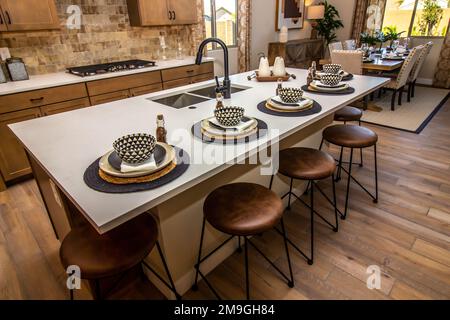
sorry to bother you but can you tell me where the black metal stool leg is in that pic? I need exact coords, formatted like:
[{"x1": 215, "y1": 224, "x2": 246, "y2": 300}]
[
  {"x1": 244, "y1": 237, "x2": 250, "y2": 300},
  {"x1": 343, "y1": 148, "x2": 354, "y2": 219},
  {"x1": 269, "y1": 174, "x2": 274, "y2": 190},
  {"x1": 308, "y1": 182, "x2": 314, "y2": 265},
  {"x1": 156, "y1": 241, "x2": 181, "y2": 300},
  {"x1": 192, "y1": 217, "x2": 206, "y2": 291},
  {"x1": 374, "y1": 144, "x2": 379, "y2": 204},
  {"x1": 287, "y1": 178, "x2": 293, "y2": 211},
  {"x1": 280, "y1": 218, "x2": 294, "y2": 287},
  {"x1": 319, "y1": 138, "x2": 324, "y2": 151},
  {"x1": 70, "y1": 289, "x2": 74, "y2": 300},
  {"x1": 237, "y1": 236, "x2": 242, "y2": 253},
  {"x1": 331, "y1": 173, "x2": 339, "y2": 231},
  {"x1": 336, "y1": 147, "x2": 344, "y2": 181}
]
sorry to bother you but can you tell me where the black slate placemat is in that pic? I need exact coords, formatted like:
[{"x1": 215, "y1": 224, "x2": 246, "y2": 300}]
[
  {"x1": 257, "y1": 100, "x2": 322, "y2": 117},
  {"x1": 301, "y1": 85, "x2": 355, "y2": 95}
]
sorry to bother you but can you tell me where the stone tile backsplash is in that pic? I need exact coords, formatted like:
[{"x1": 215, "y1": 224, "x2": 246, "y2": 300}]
[{"x1": 0, "y1": 0, "x2": 205, "y2": 75}]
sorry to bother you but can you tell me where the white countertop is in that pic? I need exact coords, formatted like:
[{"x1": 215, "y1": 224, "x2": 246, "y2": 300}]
[
  {"x1": 0, "y1": 57, "x2": 215, "y2": 96},
  {"x1": 9, "y1": 69, "x2": 389, "y2": 233}
]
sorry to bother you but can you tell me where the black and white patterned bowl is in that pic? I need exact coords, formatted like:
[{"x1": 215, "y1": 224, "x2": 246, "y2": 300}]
[
  {"x1": 323, "y1": 64, "x2": 343, "y2": 74},
  {"x1": 320, "y1": 73, "x2": 343, "y2": 87},
  {"x1": 214, "y1": 106, "x2": 245, "y2": 127},
  {"x1": 113, "y1": 133, "x2": 156, "y2": 164},
  {"x1": 278, "y1": 87, "x2": 303, "y2": 104}
]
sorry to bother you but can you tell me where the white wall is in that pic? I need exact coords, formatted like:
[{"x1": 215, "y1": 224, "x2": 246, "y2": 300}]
[
  {"x1": 208, "y1": 47, "x2": 239, "y2": 77},
  {"x1": 250, "y1": 0, "x2": 357, "y2": 69}
]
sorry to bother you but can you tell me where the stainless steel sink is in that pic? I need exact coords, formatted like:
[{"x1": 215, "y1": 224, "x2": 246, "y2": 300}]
[
  {"x1": 149, "y1": 84, "x2": 250, "y2": 109},
  {"x1": 151, "y1": 93, "x2": 210, "y2": 109},
  {"x1": 187, "y1": 85, "x2": 248, "y2": 99}
]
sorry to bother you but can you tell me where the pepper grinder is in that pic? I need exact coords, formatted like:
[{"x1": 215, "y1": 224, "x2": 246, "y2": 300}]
[
  {"x1": 156, "y1": 114, "x2": 167, "y2": 143},
  {"x1": 276, "y1": 79, "x2": 283, "y2": 96},
  {"x1": 215, "y1": 92, "x2": 224, "y2": 109},
  {"x1": 306, "y1": 68, "x2": 313, "y2": 87}
]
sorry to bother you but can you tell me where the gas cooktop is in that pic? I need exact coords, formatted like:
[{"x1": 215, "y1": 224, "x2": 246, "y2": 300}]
[{"x1": 67, "y1": 60, "x2": 156, "y2": 77}]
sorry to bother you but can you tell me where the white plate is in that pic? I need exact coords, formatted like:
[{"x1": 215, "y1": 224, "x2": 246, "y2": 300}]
[
  {"x1": 317, "y1": 71, "x2": 349, "y2": 77},
  {"x1": 268, "y1": 97, "x2": 313, "y2": 111},
  {"x1": 99, "y1": 142, "x2": 175, "y2": 178},
  {"x1": 201, "y1": 117, "x2": 258, "y2": 137},
  {"x1": 314, "y1": 81, "x2": 347, "y2": 88},
  {"x1": 310, "y1": 81, "x2": 349, "y2": 92}
]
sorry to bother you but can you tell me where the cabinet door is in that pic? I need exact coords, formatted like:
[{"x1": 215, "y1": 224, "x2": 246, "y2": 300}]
[
  {"x1": 129, "y1": 83, "x2": 163, "y2": 97},
  {"x1": 168, "y1": 0, "x2": 197, "y2": 24},
  {"x1": 129, "y1": 0, "x2": 171, "y2": 26},
  {"x1": 0, "y1": 8, "x2": 7, "y2": 31},
  {"x1": 0, "y1": 108, "x2": 41, "y2": 182},
  {"x1": 0, "y1": 0, "x2": 59, "y2": 31}
]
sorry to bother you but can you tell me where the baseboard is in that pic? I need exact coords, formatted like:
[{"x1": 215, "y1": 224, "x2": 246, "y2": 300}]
[{"x1": 416, "y1": 78, "x2": 433, "y2": 86}]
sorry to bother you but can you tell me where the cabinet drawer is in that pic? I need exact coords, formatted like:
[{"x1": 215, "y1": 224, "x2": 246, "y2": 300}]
[
  {"x1": 0, "y1": 108, "x2": 42, "y2": 182},
  {"x1": 90, "y1": 90, "x2": 130, "y2": 106},
  {"x1": 191, "y1": 73, "x2": 214, "y2": 84},
  {"x1": 130, "y1": 83, "x2": 163, "y2": 97},
  {"x1": 0, "y1": 83, "x2": 88, "y2": 114},
  {"x1": 40, "y1": 98, "x2": 91, "y2": 116},
  {"x1": 87, "y1": 71, "x2": 162, "y2": 96},
  {"x1": 162, "y1": 78, "x2": 192, "y2": 90},
  {"x1": 161, "y1": 62, "x2": 214, "y2": 82}
]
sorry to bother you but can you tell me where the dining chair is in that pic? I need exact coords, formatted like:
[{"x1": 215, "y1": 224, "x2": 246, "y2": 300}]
[
  {"x1": 343, "y1": 39, "x2": 357, "y2": 50},
  {"x1": 328, "y1": 42, "x2": 343, "y2": 56},
  {"x1": 330, "y1": 50, "x2": 363, "y2": 75},
  {"x1": 382, "y1": 45, "x2": 424, "y2": 111},
  {"x1": 407, "y1": 41, "x2": 433, "y2": 102}
]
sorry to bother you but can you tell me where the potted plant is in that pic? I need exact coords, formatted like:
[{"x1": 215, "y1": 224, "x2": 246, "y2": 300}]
[
  {"x1": 312, "y1": 1, "x2": 344, "y2": 47},
  {"x1": 382, "y1": 26, "x2": 405, "y2": 51}
]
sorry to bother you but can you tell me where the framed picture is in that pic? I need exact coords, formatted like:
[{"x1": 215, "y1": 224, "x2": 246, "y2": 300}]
[{"x1": 275, "y1": 0, "x2": 306, "y2": 31}]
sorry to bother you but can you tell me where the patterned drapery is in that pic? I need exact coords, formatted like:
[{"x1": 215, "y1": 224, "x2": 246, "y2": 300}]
[
  {"x1": 351, "y1": 0, "x2": 386, "y2": 45},
  {"x1": 237, "y1": 0, "x2": 252, "y2": 72},
  {"x1": 433, "y1": 20, "x2": 450, "y2": 89}
]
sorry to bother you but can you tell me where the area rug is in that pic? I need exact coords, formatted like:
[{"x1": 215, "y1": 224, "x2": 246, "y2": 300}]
[{"x1": 360, "y1": 86, "x2": 449, "y2": 133}]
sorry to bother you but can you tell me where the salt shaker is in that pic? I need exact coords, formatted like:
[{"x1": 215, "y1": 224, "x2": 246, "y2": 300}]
[
  {"x1": 306, "y1": 68, "x2": 313, "y2": 86},
  {"x1": 276, "y1": 79, "x2": 283, "y2": 96}
]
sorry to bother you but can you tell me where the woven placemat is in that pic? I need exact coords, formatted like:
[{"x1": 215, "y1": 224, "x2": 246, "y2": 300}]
[
  {"x1": 301, "y1": 85, "x2": 355, "y2": 95},
  {"x1": 99, "y1": 161, "x2": 177, "y2": 185},
  {"x1": 84, "y1": 146, "x2": 189, "y2": 193},
  {"x1": 192, "y1": 118, "x2": 268, "y2": 144},
  {"x1": 257, "y1": 100, "x2": 322, "y2": 117}
]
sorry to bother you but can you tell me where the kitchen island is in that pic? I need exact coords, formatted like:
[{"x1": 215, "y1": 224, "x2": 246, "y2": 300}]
[{"x1": 9, "y1": 67, "x2": 389, "y2": 297}]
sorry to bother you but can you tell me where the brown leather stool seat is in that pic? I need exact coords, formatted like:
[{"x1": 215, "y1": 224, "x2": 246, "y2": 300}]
[
  {"x1": 194, "y1": 183, "x2": 294, "y2": 300},
  {"x1": 279, "y1": 148, "x2": 336, "y2": 181},
  {"x1": 334, "y1": 106, "x2": 363, "y2": 122},
  {"x1": 204, "y1": 183, "x2": 283, "y2": 236},
  {"x1": 60, "y1": 213, "x2": 158, "y2": 279},
  {"x1": 323, "y1": 124, "x2": 378, "y2": 148}
]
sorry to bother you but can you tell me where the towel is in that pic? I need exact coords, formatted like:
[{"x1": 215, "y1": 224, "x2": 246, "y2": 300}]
[
  {"x1": 209, "y1": 117, "x2": 255, "y2": 132},
  {"x1": 120, "y1": 155, "x2": 157, "y2": 173}
]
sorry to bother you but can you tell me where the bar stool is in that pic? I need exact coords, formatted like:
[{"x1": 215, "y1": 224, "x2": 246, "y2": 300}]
[
  {"x1": 192, "y1": 183, "x2": 294, "y2": 300},
  {"x1": 320, "y1": 124, "x2": 379, "y2": 219},
  {"x1": 60, "y1": 213, "x2": 180, "y2": 300},
  {"x1": 269, "y1": 147, "x2": 340, "y2": 265},
  {"x1": 334, "y1": 106, "x2": 364, "y2": 175}
]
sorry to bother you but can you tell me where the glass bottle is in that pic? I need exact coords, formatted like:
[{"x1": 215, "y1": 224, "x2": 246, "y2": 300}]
[
  {"x1": 276, "y1": 79, "x2": 283, "y2": 96},
  {"x1": 156, "y1": 114, "x2": 167, "y2": 143},
  {"x1": 306, "y1": 68, "x2": 313, "y2": 86},
  {"x1": 215, "y1": 92, "x2": 224, "y2": 109}
]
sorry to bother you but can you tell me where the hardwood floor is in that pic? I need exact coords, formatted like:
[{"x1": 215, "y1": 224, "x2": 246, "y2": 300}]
[{"x1": 1, "y1": 99, "x2": 449, "y2": 300}]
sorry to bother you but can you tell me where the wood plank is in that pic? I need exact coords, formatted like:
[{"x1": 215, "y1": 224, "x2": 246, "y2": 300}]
[
  {"x1": 427, "y1": 208, "x2": 450, "y2": 224},
  {"x1": 412, "y1": 239, "x2": 450, "y2": 267}
]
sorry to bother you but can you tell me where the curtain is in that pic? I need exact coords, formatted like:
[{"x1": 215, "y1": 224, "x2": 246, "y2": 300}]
[
  {"x1": 237, "y1": 0, "x2": 252, "y2": 72},
  {"x1": 433, "y1": 20, "x2": 450, "y2": 89},
  {"x1": 351, "y1": 0, "x2": 369, "y2": 44},
  {"x1": 351, "y1": 0, "x2": 386, "y2": 44}
]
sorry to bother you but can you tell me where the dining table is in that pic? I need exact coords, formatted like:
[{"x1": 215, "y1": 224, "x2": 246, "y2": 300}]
[{"x1": 362, "y1": 57, "x2": 404, "y2": 72}]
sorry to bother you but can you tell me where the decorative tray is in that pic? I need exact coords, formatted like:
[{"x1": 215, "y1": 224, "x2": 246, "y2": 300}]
[{"x1": 248, "y1": 71, "x2": 297, "y2": 82}]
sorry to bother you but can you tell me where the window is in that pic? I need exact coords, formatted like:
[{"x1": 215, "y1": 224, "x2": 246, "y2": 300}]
[
  {"x1": 204, "y1": 0, "x2": 238, "y2": 49},
  {"x1": 382, "y1": 0, "x2": 450, "y2": 37}
]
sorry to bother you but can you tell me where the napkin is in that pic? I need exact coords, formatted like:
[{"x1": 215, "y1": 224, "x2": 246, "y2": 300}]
[
  {"x1": 270, "y1": 96, "x2": 312, "y2": 109},
  {"x1": 209, "y1": 117, "x2": 255, "y2": 132},
  {"x1": 120, "y1": 155, "x2": 157, "y2": 173}
]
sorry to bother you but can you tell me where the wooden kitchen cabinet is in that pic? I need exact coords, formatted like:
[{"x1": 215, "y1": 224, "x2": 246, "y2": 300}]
[
  {"x1": 89, "y1": 90, "x2": 131, "y2": 106},
  {"x1": 0, "y1": 108, "x2": 41, "y2": 182},
  {"x1": 127, "y1": 0, "x2": 197, "y2": 26},
  {"x1": 0, "y1": 0, "x2": 59, "y2": 31},
  {"x1": 162, "y1": 62, "x2": 214, "y2": 89}
]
